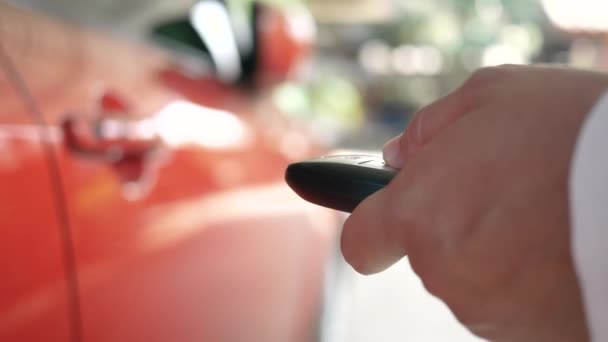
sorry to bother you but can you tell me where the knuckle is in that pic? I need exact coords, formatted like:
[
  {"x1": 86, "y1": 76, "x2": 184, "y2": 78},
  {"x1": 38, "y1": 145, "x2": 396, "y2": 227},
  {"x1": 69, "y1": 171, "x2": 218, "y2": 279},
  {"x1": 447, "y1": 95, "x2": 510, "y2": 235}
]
[
  {"x1": 463, "y1": 66, "x2": 507, "y2": 92},
  {"x1": 402, "y1": 104, "x2": 430, "y2": 147},
  {"x1": 403, "y1": 119, "x2": 419, "y2": 146},
  {"x1": 457, "y1": 66, "x2": 509, "y2": 110},
  {"x1": 399, "y1": 126, "x2": 414, "y2": 149},
  {"x1": 495, "y1": 63, "x2": 520, "y2": 70},
  {"x1": 407, "y1": 108, "x2": 428, "y2": 145}
]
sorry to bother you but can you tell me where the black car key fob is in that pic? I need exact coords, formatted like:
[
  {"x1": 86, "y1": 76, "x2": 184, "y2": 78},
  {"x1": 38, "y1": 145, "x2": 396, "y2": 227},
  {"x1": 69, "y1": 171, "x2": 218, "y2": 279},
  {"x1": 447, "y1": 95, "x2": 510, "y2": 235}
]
[{"x1": 285, "y1": 154, "x2": 398, "y2": 213}]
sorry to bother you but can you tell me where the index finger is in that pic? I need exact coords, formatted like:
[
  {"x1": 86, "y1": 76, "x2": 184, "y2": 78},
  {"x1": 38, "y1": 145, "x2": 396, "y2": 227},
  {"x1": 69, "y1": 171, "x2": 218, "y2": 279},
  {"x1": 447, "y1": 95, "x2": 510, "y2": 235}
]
[
  {"x1": 384, "y1": 67, "x2": 505, "y2": 168},
  {"x1": 383, "y1": 88, "x2": 472, "y2": 168}
]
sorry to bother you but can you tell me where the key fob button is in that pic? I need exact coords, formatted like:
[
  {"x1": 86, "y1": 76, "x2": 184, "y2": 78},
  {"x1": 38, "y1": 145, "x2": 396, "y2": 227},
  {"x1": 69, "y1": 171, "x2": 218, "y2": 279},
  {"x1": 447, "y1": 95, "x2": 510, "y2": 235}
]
[{"x1": 358, "y1": 159, "x2": 383, "y2": 166}]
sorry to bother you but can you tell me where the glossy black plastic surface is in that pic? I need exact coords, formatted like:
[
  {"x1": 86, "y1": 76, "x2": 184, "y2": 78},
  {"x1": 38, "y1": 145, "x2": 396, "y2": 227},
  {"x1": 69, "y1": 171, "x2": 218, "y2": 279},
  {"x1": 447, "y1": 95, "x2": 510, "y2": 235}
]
[{"x1": 285, "y1": 155, "x2": 397, "y2": 212}]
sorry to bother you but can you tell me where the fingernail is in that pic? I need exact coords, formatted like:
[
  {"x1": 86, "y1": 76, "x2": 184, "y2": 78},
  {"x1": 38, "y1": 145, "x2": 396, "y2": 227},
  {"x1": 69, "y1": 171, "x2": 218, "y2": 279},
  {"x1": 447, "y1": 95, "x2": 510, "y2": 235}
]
[{"x1": 383, "y1": 133, "x2": 405, "y2": 168}]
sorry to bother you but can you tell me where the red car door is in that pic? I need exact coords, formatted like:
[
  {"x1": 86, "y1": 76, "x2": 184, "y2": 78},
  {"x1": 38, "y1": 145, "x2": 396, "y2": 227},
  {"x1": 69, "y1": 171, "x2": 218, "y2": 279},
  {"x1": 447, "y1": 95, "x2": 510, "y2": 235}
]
[
  {"x1": 0, "y1": 25, "x2": 74, "y2": 342},
  {"x1": 3, "y1": 3, "x2": 339, "y2": 342}
]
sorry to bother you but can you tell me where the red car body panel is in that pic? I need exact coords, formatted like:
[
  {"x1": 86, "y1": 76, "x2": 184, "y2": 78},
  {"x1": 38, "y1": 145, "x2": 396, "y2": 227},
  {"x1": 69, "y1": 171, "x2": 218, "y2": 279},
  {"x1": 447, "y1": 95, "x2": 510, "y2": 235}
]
[
  {"x1": 0, "y1": 50, "x2": 72, "y2": 341},
  {"x1": 0, "y1": 3, "x2": 338, "y2": 341}
]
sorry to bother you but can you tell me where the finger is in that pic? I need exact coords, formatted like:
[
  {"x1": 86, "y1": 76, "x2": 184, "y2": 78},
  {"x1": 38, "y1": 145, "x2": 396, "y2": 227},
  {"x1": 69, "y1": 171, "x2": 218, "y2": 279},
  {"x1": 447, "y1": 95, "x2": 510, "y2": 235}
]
[
  {"x1": 341, "y1": 185, "x2": 408, "y2": 275},
  {"x1": 383, "y1": 86, "x2": 473, "y2": 168}
]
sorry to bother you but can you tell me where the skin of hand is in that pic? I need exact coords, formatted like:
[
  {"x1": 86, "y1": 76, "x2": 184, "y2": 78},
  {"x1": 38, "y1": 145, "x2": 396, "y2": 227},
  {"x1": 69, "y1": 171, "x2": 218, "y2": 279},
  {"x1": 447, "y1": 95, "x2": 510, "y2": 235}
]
[{"x1": 341, "y1": 65, "x2": 608, "y2": 341}]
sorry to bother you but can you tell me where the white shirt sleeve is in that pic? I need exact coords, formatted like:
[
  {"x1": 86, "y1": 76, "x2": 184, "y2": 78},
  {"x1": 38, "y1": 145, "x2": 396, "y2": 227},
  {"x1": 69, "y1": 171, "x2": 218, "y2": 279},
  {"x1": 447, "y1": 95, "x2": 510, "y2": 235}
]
[{"x1": 570, "y1": 91, "x2": 608, "y2": 342}]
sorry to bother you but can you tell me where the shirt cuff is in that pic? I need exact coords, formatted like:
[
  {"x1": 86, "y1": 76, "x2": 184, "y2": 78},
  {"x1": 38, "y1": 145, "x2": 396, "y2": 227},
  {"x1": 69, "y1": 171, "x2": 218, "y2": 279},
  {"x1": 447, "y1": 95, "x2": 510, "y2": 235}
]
[{"x1": 570, "y1": 91, "x2": 608, "y2": 342}]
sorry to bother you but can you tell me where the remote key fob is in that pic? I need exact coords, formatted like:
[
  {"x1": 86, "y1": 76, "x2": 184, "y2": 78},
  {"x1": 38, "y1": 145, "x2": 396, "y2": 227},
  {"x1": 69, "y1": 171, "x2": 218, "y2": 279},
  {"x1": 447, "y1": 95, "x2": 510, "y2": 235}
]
[{"x1": 285, "y1": 154, "x2": 398, "y2": 213}]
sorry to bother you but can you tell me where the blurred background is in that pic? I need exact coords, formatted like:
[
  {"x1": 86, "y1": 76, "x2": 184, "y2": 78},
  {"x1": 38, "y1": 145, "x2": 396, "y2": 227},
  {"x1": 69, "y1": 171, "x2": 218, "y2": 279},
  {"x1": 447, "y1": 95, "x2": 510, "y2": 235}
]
[
  {"x1": 12, "y1": 0, "x2": 608, "y2": 340},
  {"x1": 18, "y1": 0, "x2": 608, "y2": 150}
]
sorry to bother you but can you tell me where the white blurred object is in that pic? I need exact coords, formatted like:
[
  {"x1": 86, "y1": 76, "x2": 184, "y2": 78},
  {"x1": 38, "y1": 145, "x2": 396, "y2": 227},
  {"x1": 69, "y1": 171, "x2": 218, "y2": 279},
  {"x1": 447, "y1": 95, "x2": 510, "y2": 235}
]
[
  {"x1": 307, "y1": 0, "x2": 397, "y2": 23},
  {"x1": 570, "y1": 38, "x2": 603, "y2": 69},
  {"x1": 338, "y1": 259, "x2": 485, "y2": 342},
  {"x1": 482, "y1": 43, "x2": 526, "y2": 67},
  {"x1": 359, "y1": 40, "x2": 392, "y2": 75},
  {"x1": 392, "y1": 45, "x2": 443, "y2": 76},
  {"x1": 475, "y1": 0, "x2": 503, "y2": 23},
  {"x1": 571, "y1": 92, "x2": 608, "y2": 342},
  {"x1": 154, "y1": 100, "x2": 250, "y2": 149},
  {"x1": 542, "y1": 0, "x2": 608, "y2": 32},
  {"x1": 284, "y1": 5, "x2": 317, "y2": 45},
  {"x1": 190, "y1": 0, "x2": 242, "y2": 82},
  {"x1": 360, "y1": 42, "x2": 443, "y2": 76}
]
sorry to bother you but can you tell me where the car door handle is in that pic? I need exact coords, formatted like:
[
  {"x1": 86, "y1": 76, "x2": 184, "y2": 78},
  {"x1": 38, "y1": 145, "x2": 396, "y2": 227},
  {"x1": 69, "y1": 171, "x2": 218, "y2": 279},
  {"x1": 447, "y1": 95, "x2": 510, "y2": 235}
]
[
  {"x1": 62, "y1": 91, "x2": 160, "y2": 162},
  {"x1": 62, "y1": 116, "x2": 159, "y2": 161}
]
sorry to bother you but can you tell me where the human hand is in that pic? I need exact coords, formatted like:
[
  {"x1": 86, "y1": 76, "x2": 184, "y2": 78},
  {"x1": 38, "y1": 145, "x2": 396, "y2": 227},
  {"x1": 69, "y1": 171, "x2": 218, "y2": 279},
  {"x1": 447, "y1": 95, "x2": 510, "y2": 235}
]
[{"x1": 341, "y1": 65, "x2": 608, "y2": 341}]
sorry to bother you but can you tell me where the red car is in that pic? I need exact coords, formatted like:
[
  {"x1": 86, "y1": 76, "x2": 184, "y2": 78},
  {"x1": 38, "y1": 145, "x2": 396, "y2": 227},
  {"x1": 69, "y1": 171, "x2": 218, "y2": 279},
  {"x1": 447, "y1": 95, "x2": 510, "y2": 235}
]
[{"x1": 0, "y1": 2, "x2": 342, "y2": 341}]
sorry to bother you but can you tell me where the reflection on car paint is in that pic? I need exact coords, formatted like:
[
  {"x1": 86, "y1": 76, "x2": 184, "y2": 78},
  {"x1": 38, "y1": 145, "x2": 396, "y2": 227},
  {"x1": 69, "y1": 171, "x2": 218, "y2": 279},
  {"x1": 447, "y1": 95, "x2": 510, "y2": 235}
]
[
  {"x1": 139, "y1": 181, "x2": 337, "y2": 252},
  {"x1": 153, "y1": 100, "x2": 251, "y2": 149}
]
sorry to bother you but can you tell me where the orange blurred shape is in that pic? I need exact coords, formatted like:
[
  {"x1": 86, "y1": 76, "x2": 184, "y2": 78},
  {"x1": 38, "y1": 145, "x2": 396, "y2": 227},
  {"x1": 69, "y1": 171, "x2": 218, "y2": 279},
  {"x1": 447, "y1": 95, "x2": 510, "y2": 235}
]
[{"x1": 259, "y1": 6, "x2": 316, "y2": 81}]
